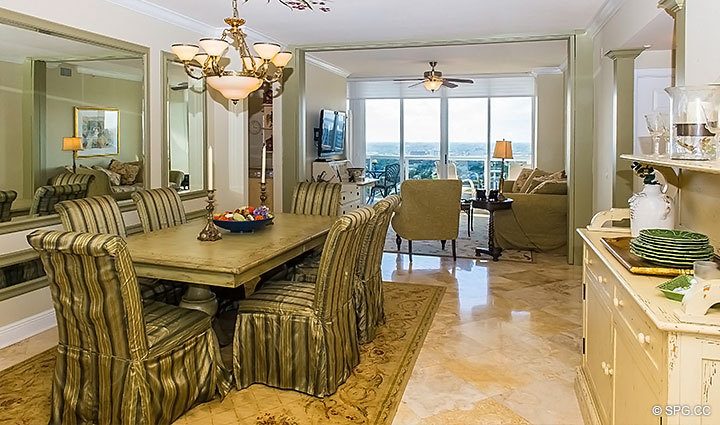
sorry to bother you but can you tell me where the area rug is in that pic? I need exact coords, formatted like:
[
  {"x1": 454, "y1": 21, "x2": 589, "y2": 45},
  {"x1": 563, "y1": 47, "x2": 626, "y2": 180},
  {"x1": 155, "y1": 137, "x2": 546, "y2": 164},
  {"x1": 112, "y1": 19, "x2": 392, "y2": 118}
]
[
  {"x1": 384, "y1": 212, "x2": 533, "y2": 263},
  {"x1": 0, "y1": 282, "x2": 445, "y2": 425}
]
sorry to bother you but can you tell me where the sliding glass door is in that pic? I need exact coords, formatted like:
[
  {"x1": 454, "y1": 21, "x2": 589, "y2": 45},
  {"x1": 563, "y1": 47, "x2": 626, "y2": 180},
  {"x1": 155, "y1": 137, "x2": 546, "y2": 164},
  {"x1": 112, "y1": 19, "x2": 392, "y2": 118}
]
[{"x1": 404, "y1": 99, "x2": 441, "y2": 180}]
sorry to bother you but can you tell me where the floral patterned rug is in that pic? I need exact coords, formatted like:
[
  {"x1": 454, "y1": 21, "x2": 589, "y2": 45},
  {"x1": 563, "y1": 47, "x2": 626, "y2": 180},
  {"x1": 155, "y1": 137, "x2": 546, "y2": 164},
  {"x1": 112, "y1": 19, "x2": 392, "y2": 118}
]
[{"x1": 0, "y1": 282, "x2": 445, "y2": 425}]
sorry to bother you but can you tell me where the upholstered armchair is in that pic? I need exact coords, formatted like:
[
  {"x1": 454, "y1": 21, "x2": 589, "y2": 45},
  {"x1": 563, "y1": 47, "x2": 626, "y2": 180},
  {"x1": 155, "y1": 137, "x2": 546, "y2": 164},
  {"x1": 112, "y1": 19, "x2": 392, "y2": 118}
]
[
  {"x1": 55, "y1": 195, "x2": 185, "y2": 305},
  {"x1": 290, "y1": 181, "x2": 341, "y2": 216},
  {"x1": 233, "y1": 208, "x2": 374, "y2": 397},
  {"x1": 132, "y1": 187, "x2": 187, "y2": 233},
  {"x1": 30, "y1": 183, "x2": 89, "y2": 216},
  {"x1": 169, "y1": 170, "x2": 185, "y2": 191},
  {"x1": 0, "y1": 190, "x2": 17, "y2": 222},
  {"x1": 391, "y1": 179, "x2": 461, "y2": 261},
  {"x1": 26, "y1": 229, "x2": 230, "y2": 425}
]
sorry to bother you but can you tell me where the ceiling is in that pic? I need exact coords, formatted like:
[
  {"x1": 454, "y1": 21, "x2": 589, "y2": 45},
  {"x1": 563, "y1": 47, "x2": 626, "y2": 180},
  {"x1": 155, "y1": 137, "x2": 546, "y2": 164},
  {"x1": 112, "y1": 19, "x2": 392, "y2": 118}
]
[
  {"x1": 141, "y1": 0, "x2": 608, "y2": 46},
  {"x1": 311, "y1": 41, "x2": 569, "y2": 78}
]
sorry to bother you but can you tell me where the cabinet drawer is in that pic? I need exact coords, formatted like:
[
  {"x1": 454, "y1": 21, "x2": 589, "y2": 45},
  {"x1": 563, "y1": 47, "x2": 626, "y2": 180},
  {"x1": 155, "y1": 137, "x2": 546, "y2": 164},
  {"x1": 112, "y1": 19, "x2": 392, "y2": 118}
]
[
  {"x1": 341, "y1": 190, "x2": 361, "y2": 203},
  {"x1": 584, "y1": 247, "x2": 613, "y2": 305},
  {"x1": 613, "y1": 284, "x2": 665, "y2": 375}
]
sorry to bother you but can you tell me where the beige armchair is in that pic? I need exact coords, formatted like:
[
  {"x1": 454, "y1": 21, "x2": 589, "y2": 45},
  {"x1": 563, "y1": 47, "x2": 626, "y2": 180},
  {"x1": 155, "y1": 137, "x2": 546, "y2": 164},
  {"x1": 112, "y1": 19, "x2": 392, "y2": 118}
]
[{"x1": 391, "y1": 179, "x2": 461, "y2": 261}]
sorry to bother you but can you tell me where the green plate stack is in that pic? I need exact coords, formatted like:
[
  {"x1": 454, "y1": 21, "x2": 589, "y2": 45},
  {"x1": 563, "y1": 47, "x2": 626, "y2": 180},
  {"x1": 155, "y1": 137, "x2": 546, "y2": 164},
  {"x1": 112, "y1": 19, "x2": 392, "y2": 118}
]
[{"x1": 630, "y1": 229, "x2": 714, "y2": 269}]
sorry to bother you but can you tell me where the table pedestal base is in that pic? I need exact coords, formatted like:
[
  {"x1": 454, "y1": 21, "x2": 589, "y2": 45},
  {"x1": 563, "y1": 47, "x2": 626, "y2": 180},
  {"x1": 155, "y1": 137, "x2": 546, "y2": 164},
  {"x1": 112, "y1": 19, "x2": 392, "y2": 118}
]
[
  {"x1": 180, "y1": 285, "x2": 231, "y2": 346},
  {"x1": 476, "y1": 246, "x2": 503, "y2": 262}
]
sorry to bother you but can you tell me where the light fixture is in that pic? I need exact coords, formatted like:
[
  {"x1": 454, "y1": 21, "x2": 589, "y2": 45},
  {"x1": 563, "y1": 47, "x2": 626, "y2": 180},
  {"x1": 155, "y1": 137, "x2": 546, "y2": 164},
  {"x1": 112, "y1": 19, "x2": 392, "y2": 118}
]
[
  {"x1": 62, "y1": 137, "x2": 83, "y2": 173},
  {"x1": 171, "y1": 0, "x2": 293, "y2": 104},
  {"x1": 493, "y1": 139, "x2": 514, "y2": 199},
  {"x1": 423, "y1": 78, "x2": 443, "y2": 92}
]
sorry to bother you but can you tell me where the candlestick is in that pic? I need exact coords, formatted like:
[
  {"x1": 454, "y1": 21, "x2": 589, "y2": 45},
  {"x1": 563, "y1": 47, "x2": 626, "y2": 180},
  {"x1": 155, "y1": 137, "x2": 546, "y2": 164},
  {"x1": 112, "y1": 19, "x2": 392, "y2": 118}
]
[
  {"x1": 259, "y1": 181, "x2": 267, "y2": 206},
  {"x1": 207, "y1": 146, "x2": 214, "y2": 190},
  {"x1": 197, "y1": 189, "x2": 222, "y2": 242},
  {"x1": 261, "y1": 142, "x2": 267, "y2": 184}
]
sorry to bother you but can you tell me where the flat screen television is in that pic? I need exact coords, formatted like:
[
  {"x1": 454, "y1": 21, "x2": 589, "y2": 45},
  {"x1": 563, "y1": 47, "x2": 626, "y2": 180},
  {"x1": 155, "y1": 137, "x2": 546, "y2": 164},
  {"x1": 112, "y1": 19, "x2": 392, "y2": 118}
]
[{"x1": 315, "y1": 109, "x2": 346, "y2": 160}]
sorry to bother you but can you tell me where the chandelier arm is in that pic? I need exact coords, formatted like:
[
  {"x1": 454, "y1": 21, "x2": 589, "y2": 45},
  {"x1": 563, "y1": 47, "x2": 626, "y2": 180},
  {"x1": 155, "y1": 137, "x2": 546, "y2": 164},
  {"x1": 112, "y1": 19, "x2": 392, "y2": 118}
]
[{"x1": 183, "y1": 63, "x2": 205, "y2": 80}]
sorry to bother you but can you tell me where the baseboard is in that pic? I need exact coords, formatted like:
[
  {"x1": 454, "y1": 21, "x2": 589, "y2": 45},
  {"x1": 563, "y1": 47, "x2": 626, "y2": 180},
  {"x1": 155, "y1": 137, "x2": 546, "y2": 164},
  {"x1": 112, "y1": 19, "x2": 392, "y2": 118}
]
[
  {"x1": 575, "y1": 366, "x2": 603, "y2": 425},
  {"x1": 0, "y1": 309, "x2": 56, "y2": 349}
]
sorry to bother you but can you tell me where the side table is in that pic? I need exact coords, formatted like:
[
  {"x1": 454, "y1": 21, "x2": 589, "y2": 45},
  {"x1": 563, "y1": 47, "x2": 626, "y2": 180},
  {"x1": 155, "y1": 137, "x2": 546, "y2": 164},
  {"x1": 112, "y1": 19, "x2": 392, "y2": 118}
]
[
  {"x1": 473, "y1": 198, "x2": 513, "y2": 261},
  {"x1": 460, "y1": 199, "x2": 474, "y2": 237}
]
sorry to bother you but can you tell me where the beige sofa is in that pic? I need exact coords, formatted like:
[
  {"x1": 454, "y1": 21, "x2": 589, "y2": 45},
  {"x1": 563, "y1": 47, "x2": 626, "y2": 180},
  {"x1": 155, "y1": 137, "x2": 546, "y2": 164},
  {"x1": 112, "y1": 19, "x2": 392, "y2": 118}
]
[
  {"x1": 50, "y1": 160, "x2": 144, "y2": 201},
  {"x1": 493, "y1": 180, "x2": 568, "y2": 253}
]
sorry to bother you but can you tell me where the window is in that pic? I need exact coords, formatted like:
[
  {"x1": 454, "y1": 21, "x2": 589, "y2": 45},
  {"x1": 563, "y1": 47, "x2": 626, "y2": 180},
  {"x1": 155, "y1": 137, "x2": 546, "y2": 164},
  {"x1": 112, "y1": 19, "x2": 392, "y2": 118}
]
[
  {"x1": 365, "y1": 99, "x2": 401, "y2": 175},
  {"x1": 449, "y1": 98, "x2": 489, "y2": 188},
  {"x1": 404, "y1": 99, "x2": 440, "y2": 180}
]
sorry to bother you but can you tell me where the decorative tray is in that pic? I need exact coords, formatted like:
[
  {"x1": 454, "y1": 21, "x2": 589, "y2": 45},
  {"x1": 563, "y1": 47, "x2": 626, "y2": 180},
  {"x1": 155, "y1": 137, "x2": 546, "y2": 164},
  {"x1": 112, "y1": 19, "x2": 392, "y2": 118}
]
[{"x1": 600, "y1": 237, "x2": 694, "y2": 277}]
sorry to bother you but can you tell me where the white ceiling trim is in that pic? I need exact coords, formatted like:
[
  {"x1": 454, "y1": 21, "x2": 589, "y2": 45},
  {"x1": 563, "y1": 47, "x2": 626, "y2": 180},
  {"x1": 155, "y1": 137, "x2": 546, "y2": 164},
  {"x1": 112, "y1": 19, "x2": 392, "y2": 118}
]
[
  {"x1": 531, "y1": 67, "x2": 564, "y2": 76},
  {"x1": 587, "y1": 0, "x2": 627, "y2": 38},
  {"x1": 305, "y1": 55, "x2": 351, "y2": 77},
  {"x1": 104, "y1": 0, "x2": 217, "y2": 35},
  {"x1": 348, "y1": 72, "x2": 534, "y2": 83}
]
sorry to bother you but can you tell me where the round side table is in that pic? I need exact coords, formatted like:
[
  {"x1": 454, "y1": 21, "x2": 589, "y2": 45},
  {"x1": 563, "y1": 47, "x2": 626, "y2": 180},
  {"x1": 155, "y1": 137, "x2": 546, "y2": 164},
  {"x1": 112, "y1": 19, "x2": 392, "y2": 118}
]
[{"x1": 473, "y1": 198, "x2": 513, "y2": 261}]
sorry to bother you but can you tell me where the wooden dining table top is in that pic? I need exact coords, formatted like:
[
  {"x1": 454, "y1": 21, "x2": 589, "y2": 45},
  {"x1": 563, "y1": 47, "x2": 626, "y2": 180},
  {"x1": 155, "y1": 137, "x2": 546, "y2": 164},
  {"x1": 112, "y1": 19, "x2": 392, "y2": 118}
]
[{"x1": 125, "y1": 213, "x2": 336, "y2": 289}]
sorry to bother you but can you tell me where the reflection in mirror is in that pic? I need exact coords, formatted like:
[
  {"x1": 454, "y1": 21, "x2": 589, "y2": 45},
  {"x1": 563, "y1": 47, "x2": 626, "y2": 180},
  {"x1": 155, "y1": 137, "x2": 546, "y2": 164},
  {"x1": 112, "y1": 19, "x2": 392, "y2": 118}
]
[
  {"x1": 0, "y1": 22, "x2": 145, "y2": 224},
  {"x1": 166, "y1": 58, "x2": 206, "y2": 193}
]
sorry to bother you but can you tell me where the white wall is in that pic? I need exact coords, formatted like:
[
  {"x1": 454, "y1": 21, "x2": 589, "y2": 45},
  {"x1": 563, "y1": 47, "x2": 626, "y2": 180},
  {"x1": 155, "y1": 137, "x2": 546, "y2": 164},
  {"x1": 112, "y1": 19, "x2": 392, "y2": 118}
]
[
  {"x1": 591, "y1": 0, "x2": 671, "y2": 213},
  {"x1": 304, "y1": 61, "x2": 348, "y2": 179},
  {"x1": 0, "y1": 0, "x2": 233, "y2": 345},
  {"x1": 535, "y1": 72, "x2": 565, "y2": 172}
]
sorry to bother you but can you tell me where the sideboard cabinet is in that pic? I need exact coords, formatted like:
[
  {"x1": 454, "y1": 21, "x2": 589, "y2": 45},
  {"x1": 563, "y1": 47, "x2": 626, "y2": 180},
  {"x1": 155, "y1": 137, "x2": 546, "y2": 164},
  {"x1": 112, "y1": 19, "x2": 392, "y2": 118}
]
[{"x1": 577, "y1": 229, "x2": 720, "y2": 425}]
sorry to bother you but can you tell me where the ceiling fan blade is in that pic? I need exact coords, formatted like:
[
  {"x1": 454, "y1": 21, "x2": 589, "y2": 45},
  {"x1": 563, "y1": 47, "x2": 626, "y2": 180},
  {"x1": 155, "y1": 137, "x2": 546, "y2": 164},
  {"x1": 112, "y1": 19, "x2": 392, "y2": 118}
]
[
  {"x1": 394, "y1": 78, "x2": 424, "y2": 82},
  {"x1": 408, "y1": 81, "x2": 425, "y2": 88},
  {"x1": 442, "y1": 81, "x2": 458, "y2": 89},
  {"x1": 445, "y1": 78, "x2": 474, "y2": 84}
]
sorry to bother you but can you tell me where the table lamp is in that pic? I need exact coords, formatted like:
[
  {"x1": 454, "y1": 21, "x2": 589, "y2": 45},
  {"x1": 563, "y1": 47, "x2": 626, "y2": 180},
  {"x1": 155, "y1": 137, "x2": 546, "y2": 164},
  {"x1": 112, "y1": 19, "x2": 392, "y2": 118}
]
[
  {"x1": 62, "y1": 137, "x2": 83, "y2": 173},
  {"x1": 493, "y1": 139, "x2": 513, "y2": 199}
]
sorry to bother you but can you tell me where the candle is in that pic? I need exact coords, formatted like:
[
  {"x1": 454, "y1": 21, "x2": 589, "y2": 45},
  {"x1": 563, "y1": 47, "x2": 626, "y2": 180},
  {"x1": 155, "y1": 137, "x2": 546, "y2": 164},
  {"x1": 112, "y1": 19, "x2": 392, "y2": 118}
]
[
  {"x1": 207, "y1": 146, "x2": 214, "y2": 190},
  {"x1": 261, "y1": 143, "x2": 267, "y2": 184}
]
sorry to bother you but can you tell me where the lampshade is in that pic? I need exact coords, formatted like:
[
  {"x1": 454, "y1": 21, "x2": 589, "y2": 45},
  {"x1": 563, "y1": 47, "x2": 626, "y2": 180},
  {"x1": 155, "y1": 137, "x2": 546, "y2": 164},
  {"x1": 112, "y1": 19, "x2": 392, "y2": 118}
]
[
  {"x1": 423, "y1": 79, "x2": 443, "y2": 92},
  {"x1": 253, "y1": 43, "x2": 282, "y2": 60},
  {"x1": 271, "y1": 51, "x2": 293, "y2": 68},
  {"x1": 199, "y1": 38, "x2": 229, "y2": 57},
  {"x1": 493, "y1": 139, "x2": 514, "y2": 159},
  {"x1": 206, "y1": 73, "x2": 263, "y2": 102},
  {"x1": 171, "y1": 44, "x2": 199, "y2": 61},
  {"x1": 62, "y1": 137, "x2": 82, "y2": 151}
]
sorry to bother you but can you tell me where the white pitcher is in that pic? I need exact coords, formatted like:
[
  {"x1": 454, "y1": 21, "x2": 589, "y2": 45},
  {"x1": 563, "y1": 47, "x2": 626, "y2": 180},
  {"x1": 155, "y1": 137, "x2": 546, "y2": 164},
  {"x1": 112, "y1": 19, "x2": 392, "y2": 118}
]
[{"x1": 628, "y1": 184, "x2": 675, "y2": 237}]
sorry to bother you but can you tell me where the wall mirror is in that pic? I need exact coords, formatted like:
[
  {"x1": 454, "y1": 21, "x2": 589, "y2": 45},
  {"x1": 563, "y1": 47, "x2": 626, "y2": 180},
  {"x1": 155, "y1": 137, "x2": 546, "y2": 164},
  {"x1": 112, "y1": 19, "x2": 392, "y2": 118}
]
[
  {"x1": 163, "y1": 53, "x2": 206, "y2": 194},
  {"x1": 0, "y1": 13, "x2": 148, "y2": 233}
]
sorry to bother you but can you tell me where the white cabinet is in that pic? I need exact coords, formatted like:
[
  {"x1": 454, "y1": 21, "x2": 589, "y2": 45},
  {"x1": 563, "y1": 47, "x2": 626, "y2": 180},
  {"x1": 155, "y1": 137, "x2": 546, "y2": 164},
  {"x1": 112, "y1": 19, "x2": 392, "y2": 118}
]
[
  {"x1": 311, "y1": 160, "x2": 368, "y2": 215},
  {"x1": 340, "y1": 183, "x2": 363, "y2": 215}
]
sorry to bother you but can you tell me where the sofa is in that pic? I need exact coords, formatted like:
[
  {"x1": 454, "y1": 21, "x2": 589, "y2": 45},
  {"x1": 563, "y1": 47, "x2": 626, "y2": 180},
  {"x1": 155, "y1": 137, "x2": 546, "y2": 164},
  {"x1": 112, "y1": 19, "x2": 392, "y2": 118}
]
[
  {"x1": 50, "y1": 160, "x2": 144, "y2": 201},
  {"x1": 493, "y1": 173, "x2": 568, "y2": 254}
]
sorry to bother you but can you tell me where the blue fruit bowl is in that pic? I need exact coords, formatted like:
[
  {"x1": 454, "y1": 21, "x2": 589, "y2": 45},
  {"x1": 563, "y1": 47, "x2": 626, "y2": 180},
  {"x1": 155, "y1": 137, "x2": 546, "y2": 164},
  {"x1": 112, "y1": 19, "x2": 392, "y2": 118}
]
[{"x1": 213, "y1": 217, "x2": 274, "y2": 233}]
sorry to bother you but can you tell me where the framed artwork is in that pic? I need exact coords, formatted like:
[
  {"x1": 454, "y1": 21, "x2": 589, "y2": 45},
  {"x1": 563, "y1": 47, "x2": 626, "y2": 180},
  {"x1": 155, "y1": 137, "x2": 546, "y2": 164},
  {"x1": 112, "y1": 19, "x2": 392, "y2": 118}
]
[{"x1": 74, "y1": 107, "x2": 119, "y2": 157}]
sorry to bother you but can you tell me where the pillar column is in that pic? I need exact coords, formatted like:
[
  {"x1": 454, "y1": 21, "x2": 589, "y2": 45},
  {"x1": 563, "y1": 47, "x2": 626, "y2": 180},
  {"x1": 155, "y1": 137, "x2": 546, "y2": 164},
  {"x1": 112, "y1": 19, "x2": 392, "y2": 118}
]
[{"x1": 606, "y1": 48, "x2": 647, "y2": 208}]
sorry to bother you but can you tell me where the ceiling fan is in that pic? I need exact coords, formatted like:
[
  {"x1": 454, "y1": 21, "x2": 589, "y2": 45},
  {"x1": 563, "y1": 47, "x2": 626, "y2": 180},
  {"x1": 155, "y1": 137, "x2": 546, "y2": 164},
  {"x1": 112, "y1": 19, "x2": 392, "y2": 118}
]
[{"x1": 394, "y1": 61, "x2": 474, "y2": 92}]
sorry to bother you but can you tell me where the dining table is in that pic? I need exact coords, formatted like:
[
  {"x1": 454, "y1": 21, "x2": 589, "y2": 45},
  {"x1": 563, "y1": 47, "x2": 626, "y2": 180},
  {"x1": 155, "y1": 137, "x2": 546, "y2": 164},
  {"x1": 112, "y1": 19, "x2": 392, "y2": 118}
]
[{"x1": 125, "y1": 212, "x2": 336, "y2": 317}]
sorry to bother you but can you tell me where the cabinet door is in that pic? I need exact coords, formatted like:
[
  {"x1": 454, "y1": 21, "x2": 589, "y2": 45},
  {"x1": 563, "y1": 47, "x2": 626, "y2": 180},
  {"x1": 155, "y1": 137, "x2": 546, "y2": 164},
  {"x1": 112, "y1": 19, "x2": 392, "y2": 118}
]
[
  {"x1": 613, "y1": 328, "x2": 662, "y2": 425},
  {"x1": 586, "y1": 280, "x2": 614, "y2": 424}
]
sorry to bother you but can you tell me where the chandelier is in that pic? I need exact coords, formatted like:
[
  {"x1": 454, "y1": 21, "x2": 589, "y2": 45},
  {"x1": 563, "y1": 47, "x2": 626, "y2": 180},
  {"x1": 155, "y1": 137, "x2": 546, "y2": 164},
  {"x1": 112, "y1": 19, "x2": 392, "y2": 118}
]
[{"x1": 171, "y1": 0, "x2": 295, "y2": 103}]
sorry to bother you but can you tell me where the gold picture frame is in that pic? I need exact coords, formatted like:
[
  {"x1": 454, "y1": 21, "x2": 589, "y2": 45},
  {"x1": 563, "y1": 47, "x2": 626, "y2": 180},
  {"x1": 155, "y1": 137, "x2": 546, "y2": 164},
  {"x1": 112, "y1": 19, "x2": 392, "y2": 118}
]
[{"x1": 74, "y1": 107, "x2": 120, "y2": 157}]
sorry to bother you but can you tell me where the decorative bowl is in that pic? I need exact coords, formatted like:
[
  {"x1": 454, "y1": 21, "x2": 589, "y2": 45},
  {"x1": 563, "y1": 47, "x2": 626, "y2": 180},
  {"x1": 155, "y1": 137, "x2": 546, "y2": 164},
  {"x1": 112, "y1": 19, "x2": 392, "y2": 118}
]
[
  {"x1": 657, "y1": 275, "x2": 694, "y2": 302},
  {"x1": 213, "y1": 217, "x2": 273, "y2": 233}
]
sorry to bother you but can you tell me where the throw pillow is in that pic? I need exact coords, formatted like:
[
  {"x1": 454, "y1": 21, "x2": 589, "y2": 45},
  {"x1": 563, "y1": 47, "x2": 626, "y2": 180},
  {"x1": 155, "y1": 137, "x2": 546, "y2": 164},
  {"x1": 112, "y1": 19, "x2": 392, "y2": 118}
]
[
  {"x1": 109, "y1": 160, "x2": 140, "y2": 185},
  {"x1": 531, "y1": 179, "x2": 568, "y2": 195},
  {"x1": 512, "y1": 168, "x2": 534, "y2": 193},
  {"x1": 520, "y1": 169, "x2": 550, "y2": 193},
  {"x1": 546, "y1": 170, "x2": 566, "y2": 180},
  {"x1": 92, "y1": 166, "x2": 122, "y2": 186}
]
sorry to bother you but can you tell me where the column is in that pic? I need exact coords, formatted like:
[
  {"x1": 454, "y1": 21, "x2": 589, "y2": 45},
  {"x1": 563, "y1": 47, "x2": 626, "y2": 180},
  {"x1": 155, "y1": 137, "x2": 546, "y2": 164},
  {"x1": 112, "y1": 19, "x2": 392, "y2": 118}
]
[{"x1": 606, "y1": 48, "x2": 647, "y2": 208}]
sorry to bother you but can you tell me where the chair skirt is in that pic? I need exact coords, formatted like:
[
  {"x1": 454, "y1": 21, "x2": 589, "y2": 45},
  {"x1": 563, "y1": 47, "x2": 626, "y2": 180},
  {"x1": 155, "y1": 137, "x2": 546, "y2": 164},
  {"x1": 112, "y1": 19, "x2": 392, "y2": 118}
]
[{"x1": 233, "y1": 298, "x2": 360, "y2": 397}]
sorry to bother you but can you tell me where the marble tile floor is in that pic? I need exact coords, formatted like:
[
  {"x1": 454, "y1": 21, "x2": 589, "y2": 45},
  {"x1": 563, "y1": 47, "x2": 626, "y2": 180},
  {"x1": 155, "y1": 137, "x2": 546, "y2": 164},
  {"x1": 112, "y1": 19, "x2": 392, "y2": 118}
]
[{"x1": 0, "y1": 252, "x2": 585, "y2": 425}]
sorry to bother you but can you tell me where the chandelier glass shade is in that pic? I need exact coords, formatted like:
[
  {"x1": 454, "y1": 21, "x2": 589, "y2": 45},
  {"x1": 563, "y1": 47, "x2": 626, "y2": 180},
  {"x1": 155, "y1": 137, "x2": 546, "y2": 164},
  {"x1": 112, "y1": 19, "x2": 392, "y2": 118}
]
[
  {"x1": 423, "y1": 78, "x2": 443, "y2": 92},
  {"x1": 171, "y1": 0, "x2": 292, "y2": 103}
]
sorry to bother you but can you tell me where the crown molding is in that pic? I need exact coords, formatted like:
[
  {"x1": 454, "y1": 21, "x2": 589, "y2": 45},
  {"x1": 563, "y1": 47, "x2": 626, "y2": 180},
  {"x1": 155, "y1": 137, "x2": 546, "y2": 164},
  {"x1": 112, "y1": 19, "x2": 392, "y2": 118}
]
[
  {"x1": 605, "y1": 47, "x2": 648, "y2": 60},
  {"x1": 587, "y1": 0, "x2": 626, "y2": 39},
  {"x1": 658, "y1": 0, "x2": 684, "y2": 16},
  {"x1": 305, "y1": 55, "x2": 351, "y2": 78},
  {"x1": 103, "y1": 0, "x2": 217, "y2": 35},
  {"x1": 531, "y1": 67, "x2": 564, "y2": 76}
]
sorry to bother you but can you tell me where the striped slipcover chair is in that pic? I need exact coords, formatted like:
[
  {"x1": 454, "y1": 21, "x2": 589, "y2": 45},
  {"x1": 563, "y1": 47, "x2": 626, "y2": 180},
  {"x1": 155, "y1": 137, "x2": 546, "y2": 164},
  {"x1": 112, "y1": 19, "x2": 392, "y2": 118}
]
[
  {"x1": 29, "y1": 183, "x2": 89, "y2": 216},
  {"x1": 290, "y1": 181, "x2": 341, "y2": 216},
  {"x1": 131, "y1": 187, "x2": 187, "y2": 233},
  {"x1": 233, "y1": 208, "x2": 374, "y2": 397},
  {"x1": 26, "y1": 230, "x2": 231, "y2": 425},
  {"x1": 49, "y1": 172, "x2": 95, "y2": 187},
  {"x1": 0, "y1": 190, "x2": 17, "y2": 222},
  {"x1": 55, "y1": 196, "x2": 184, "y2": 305},
  {"x1": 292, "y1": 195, "x2": 401, "y2": 343}
]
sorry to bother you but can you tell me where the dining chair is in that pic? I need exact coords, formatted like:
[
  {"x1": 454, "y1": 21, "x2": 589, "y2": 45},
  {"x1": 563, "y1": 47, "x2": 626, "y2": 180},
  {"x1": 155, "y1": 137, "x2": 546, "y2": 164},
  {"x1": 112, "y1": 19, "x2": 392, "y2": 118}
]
[
  {"x1": 367, "y1": 163, "x2": 400, "y2": 203},
  {"x1": 233, "y1": 208, "x2": 374, "y2": 397},
  {"x1": 26, "y1": 229, "x2": 231, "y2": 425},
  {"x1": 290, "y1": 181, "x2": 342, "y2": 216},
  {"x1": 55, "y1": 195, "x2": 184, "y2": 305},
  {"x1": 392, "y1": 179, "x2": 462, "y2": 262},
  {"x1": 291, "y1": 195, "x2": 401, "y2": 343},
  {"x1": 29, "y1": 183, "x2": 89, "y2": 216},
  {"x1": 131, "y1": 187, "x2": 187, "y2": 233},
  {"x1": 0, "y1": 190, "x2": 17, "y2": 222}
]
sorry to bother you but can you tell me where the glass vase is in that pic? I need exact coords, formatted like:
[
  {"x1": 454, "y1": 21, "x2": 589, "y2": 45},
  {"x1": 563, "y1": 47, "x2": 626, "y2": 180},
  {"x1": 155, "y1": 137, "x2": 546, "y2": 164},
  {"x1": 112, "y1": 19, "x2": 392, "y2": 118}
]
[{"x1": 665, "y1": 85, "x2": 720, "y2": 161}]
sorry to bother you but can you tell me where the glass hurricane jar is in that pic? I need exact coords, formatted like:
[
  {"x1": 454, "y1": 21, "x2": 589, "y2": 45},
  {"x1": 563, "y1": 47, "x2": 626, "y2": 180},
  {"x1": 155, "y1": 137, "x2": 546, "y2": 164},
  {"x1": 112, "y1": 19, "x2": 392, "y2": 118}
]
[{"x1": 665, "y1": 85, "x2": 720, "y2": 161}]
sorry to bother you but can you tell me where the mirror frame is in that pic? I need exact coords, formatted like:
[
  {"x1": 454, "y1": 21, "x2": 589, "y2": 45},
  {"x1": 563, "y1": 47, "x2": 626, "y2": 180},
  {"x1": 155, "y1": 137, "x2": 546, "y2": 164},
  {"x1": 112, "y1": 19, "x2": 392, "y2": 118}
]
[
  {"x1": 0, "y1": 7, "x2": 151, "y2": 236},
  {"x1": 162, "y1": 51, "x2": 208, "y2": 198}
]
